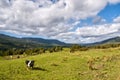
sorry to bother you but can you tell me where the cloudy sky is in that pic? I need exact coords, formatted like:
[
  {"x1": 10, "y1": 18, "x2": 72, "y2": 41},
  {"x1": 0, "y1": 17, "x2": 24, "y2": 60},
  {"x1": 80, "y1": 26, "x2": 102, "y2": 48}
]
[{"x1": 0, "y1": 0, "x2": 120, "y2": 43}]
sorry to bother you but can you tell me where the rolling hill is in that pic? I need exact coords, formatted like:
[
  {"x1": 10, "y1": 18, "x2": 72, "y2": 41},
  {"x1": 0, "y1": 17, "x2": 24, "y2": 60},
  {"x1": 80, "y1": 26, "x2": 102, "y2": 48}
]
[
  {"x1": 1, "y1": 33, "x2": 120, "y2": 49},
  {"x1": 0, "y1": 48, "x2": 120, "y2": 80},
  {"x1": 91, "y1": 37, "x2": 120, "y2": 45},
  {"x1": 0, "y1": 34, "x2": 67, "y2": 49}
]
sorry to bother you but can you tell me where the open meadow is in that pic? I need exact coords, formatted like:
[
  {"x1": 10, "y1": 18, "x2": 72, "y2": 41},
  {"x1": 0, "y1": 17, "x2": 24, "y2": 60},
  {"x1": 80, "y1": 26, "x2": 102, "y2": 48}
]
[
  {"x1": 0, "y1": 48, "x2": 120, "y2": 80},
  {"x1": 0, "y1": 0, "x2": 120, "y2": 80}
]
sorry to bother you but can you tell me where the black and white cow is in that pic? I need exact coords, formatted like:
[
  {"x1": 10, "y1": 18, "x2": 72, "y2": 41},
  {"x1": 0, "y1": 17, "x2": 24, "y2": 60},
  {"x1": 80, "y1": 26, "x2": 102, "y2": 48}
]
[{"x1": 25, "y1": 60, "x2": 35, "y2": 69}]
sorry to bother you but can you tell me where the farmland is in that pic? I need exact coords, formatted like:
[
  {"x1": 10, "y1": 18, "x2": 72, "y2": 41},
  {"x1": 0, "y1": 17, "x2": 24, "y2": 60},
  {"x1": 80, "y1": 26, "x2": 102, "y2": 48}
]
[{"x1": 0, "y1": 48, "x2": 120, "y2": 80}]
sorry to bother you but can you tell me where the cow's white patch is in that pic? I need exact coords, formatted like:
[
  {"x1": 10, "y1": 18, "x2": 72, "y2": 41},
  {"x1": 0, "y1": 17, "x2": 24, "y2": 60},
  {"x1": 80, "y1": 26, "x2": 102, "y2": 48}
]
[{"x1": 28, "y1": 61, "x2": 31, "y2": 67}]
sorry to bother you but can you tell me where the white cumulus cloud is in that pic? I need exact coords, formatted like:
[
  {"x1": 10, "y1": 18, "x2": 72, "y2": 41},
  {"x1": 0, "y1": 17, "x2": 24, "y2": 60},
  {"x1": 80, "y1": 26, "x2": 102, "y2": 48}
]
[
  {"x1": 0, "y1": 0, "x2": 120, "y2": 43},
  {"x1": 113, "y1": 16, "x2": 120, "y2": 23},
  {"x1": 52, "y1": 23, "x2": 120, "y2": 43},
  {"x1": 108, "y1": 0, "x2": 120, "y2": 4}
]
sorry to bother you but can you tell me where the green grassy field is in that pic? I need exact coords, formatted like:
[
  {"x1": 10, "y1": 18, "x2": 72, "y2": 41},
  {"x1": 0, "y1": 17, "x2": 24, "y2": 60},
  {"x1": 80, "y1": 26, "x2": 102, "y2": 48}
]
[{"x1": 0, "y1": 48, "x2": 120, "y2": 80}]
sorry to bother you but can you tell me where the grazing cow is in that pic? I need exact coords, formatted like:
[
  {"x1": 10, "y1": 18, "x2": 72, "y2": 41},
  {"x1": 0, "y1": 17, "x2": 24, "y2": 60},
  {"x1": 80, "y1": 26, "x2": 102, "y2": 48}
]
[{"x1": 25, "y1": 60, "x2": 35, "y2": 69}]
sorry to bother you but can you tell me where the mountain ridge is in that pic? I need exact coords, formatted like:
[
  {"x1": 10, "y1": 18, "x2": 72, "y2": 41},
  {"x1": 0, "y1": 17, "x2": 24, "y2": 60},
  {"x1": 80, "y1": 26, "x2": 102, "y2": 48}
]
[
  {"x1": 85, "y1": 36, "x2": 120, "y2": 46},
  {"x1": 1, "y1": 34, "x2": 120, "y2": 49},
  {"x1": 0, "y1": 34, "x2": 67, "y2": 49}
]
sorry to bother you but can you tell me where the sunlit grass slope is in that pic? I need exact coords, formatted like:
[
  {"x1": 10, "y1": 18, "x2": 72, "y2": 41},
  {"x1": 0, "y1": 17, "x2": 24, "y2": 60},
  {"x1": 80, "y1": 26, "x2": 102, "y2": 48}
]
[{"x1": 0, "y1": 48, "x2": 120, "y2": 80}]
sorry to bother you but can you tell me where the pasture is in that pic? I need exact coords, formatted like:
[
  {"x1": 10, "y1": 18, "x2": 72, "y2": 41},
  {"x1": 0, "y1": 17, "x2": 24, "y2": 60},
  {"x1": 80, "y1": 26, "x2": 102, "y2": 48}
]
[{"x1": 0, "y1": 48, "x2": 120, "y2": 80}]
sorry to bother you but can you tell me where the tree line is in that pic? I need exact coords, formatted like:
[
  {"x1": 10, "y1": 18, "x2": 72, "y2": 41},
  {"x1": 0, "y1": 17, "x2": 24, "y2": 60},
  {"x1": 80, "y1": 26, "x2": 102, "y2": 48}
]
[
  {"x1": 0, "y1": 46, "x2": 63, "y2": 56},
  {"x1": 1, "y1": 43, "x2": 120, "y2": 56},
  {"x1": 70, "y1": 43, "x2": 120, "y2": 53}
]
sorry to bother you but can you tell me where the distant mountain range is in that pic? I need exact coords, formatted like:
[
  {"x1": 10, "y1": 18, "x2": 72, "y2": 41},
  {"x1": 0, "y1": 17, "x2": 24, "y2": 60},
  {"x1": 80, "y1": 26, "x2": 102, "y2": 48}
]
[
  {"x1": 86, "y1": 37, "x2": 120, "y2": 46},
  {"x1": 0, "y1": 34, "x2": 67, "y2": 49},
  {"x1": 0, "y1": 34, "x2": 120, "y2": 49},
  {"x1": 96, "y1": 37, "x2": 120, "y2": 44}
]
